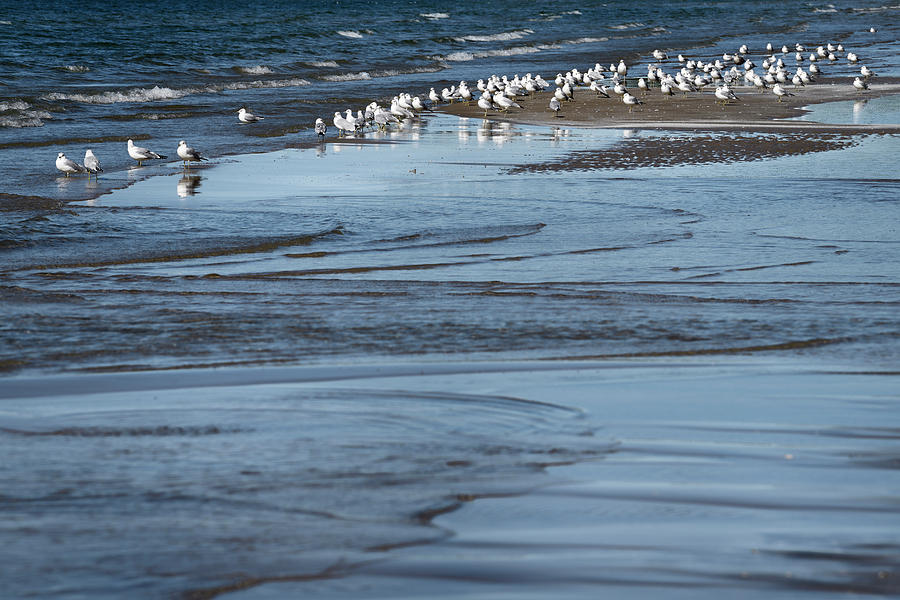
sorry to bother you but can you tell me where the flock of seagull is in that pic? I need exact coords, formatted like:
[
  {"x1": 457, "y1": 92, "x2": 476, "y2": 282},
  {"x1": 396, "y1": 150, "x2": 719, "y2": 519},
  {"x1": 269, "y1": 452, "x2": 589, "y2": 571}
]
[{"x1": 55, "y1": 38, "x2": 879, "y2": 178}]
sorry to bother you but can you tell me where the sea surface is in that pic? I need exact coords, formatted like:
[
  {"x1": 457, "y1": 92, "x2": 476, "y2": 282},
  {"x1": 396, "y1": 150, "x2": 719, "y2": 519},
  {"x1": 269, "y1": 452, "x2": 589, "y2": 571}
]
[{"x1": 1, "y1": 1, "x2": 899, "y2": 599}]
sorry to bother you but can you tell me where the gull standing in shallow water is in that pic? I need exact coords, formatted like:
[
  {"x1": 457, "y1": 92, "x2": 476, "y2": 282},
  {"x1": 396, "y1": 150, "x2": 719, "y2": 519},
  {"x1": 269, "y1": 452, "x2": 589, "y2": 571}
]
[
  {"x1": 177, "y1": 140, "x2": 207, "y2": 167},
  {"x1": 127, "y1": 139, "x2": 166, "y2": 167},
  {"x1": 853, "y1": 76, "x2": 870, "y2": 91},
  {"x1": 238, "y1": 108, "x2": 263, "y2": 123},
  {"x1": 83, "y1": 149, "x2": 102, "y2": 177},
  {"x1": 56, "y1": 152, "x2": 84, "y2": 177}
]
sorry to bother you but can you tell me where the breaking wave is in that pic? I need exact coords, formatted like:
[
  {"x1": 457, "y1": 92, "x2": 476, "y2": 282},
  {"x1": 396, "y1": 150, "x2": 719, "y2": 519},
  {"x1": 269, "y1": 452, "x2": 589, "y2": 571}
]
[
  {"x1": 453, "y1": 29, "x2": 534, "y2": 42},
  {"x1": 43, "y1": 79, "x2": 311, "y2": 104},
  {"x1": 233, "y1": 65, "x2": 274, "y2": 75},
  {"x1": 420, "y1": 12, "x2": 450, "y2": 20},
  {"x1": 337, "y1": 30, "x2": 365, "y2": 38}
]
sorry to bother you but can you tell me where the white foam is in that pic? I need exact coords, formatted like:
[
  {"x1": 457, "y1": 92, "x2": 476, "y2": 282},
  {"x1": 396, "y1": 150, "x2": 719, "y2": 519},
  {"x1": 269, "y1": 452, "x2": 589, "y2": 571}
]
[
  {"x1": 813, "y1": 6, "x2": 838, "y2": 13},
  {"x1": 62, "y1": 65, "x2": 91, "y2": 73},
  {"x1": 0, "y1": 100, "x2": 31, "y2": 112},
  {"x1": 43, "y1": 79, "x2": 311, "y2": 104},
  {"x1": 610, "y1": 22, "x2": 645, "y2": 30},
  {"x1": 305, "y1": 60, "x2": 340, "y2": 68},
  {"x1": 438, "y1": 45, "x2": 548, "y2": 62},
  {"x1": 420, "y1": 12, "x2": 449, "y2": 19},
  {"x1": 45, "y1": 85, "x2": 192, "y2": 104},
  {"x1": 443, "y1": 51, "x2": 476, "y2": 62},
  {"x1": 321, "y1": 71, "x2": 372, "y2": 81},
  {"x1": 221, "y1": 78, "x2": 311, "y2": 90},
  {"x1": 454, "y1": 28, "x2": 533, "y2": 42},
  {"x1": 0, "y1": 20, "x2": 11, "y2": 25},
  {"x1": 0, "y1": 109, "x2": 51, "y2": 128},
  {"x1": 849, "y1": 3, "x2": 900, "y2": 12},
  {"x1": 337, "y1": 30, "x2": 364, "y2": 38},
  {"x1": 564, "y1": 37, "x2": 608, "y2": 44},
  {"x1": 235, "y1": 65, "x2": 274, "y2": 75}
]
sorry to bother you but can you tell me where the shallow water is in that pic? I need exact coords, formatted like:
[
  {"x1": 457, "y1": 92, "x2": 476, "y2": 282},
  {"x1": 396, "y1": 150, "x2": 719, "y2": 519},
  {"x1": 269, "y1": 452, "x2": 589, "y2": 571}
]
[{"x1": 2, "y1": 115, "x2": 898, "y2": 373}]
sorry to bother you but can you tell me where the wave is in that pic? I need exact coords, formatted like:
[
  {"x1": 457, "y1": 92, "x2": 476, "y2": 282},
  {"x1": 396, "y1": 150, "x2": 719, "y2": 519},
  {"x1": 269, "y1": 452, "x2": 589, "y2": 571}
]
[
  {"x1": 43, "y1": 79, "x2": 311, "y2": 104},
  {"x1": 0, "y1": 20, "x2": 10, "y2": 25},
  {"x1": 812, "y1": 6, "x2": 838, "y2": 13},
  {"x1": 0, "y1": 101, "x2": 51, "y2": 128},
  {"x1": 437, "y1": 44, "x2": 555, "y2": 63},
  {"x1": 453, "y1": 28, "x2": 533, "y2": 42},
  {"x1": 610, "y1": 22, "x2": 646, "y2": 30},
  {"x1": 0, "y1": 114, "x2": 48, "y2": 128},
  {"x1": 233, "y1": 65, "x2": 273, "y2": 75},
  {"x1": 849, "y1": 4, "x2": 900, "y2": 12},
  {"x1": 0, "y1": 100, "x2": 30, "y2": 112},
  {"x1": 305, "y1": 60, "x2": 340, "y2": 68},
  {"x1": 420, "y1": 12, "x2": 449, "y2": 19},
  {"x1": 321, "y1": 71, "x2": 372, "y2": 81},
  {"x1": 563, "y1": 37, "x2": 608, "y2": 44},
  {"x1": 530, "y1": 9, "x2": 582, "y2": 22},
  {"x1": 319, "y1": 66, "x2": 440, "y2": 82},
  {"x1": 337, "y1": 30, "x2": 365, "y2": 38},
  {"x1": 61, "y1": 65, "x2": 91, "y2": 73}
]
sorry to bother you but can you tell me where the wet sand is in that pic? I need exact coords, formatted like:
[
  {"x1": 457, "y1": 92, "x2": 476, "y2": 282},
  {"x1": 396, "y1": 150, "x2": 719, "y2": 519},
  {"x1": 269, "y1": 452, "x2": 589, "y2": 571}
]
[{"x1": 440, "y1": 79, "x2": 900, "y2": 133}]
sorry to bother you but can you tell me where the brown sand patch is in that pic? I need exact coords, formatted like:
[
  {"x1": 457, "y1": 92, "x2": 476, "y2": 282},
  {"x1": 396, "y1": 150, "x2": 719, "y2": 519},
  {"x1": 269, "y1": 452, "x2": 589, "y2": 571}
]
[{"x1": 507, "y1": 131, "x2": 859, "y2": 173}]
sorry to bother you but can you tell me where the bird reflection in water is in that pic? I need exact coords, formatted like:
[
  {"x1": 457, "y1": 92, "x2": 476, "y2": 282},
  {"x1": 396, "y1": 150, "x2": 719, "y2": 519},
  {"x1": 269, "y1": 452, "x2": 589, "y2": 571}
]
[{"x1": 177, "y1": 173, "x2": 203, "y2": 197}]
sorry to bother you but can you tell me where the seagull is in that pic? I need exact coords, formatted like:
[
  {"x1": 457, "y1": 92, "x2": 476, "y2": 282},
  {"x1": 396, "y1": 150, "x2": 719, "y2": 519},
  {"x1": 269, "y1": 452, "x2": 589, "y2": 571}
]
[
  {"x1": 847, "y1": 52, "x2": 859, "y2": 63},
  {"x1": 56, "y1": 152, "x2": 84, "y2": 177},
  {"x1": 617, "y1": 59, "x2": 628, "y2": 83},
  {"x1": 83, "y1": 149, "x2": 102, "y2": 177},
  {"x1": 127, "y1": 139, "x2": 166, "y2": 166},
  {"x1": 333, "y1": 111, "x2": 354, "y2": 137},
  {"x1": 492, "y1": 93, "x2": 521, "y2": 112},
  {"x1": 772, "y1": 83, "x2": 793, "y2": 102},
  {"x1": 477, "y1": 92, "x2": 493, "y2": 117},
  {"x1": 860, "y1": 65, "x2": 875, "y2": 78},
  {"x1": 714, "y1": 85, "x2": 738, "y2": 105},
  {"x1": 549, "y1": 96, "x2": 561, "y2": 117},
  {"x1": 622, "y1": 92, "x2": 643, "y2": 112},
  {"x1": 177, "y1": 140, "x2": 207, "y2": 167},
  {"x1": 637, "y1": 77, "x2": 648, "y2": 95},
  {"x1": 315, "y1": 117, "x2": 327, "y2": 139},
  {"x1": 428, "y1": 87, "x2": 440, "y2": 103},
  {"x1": 237, "y1": 108, "x2": 263, "y2": 123},
  {"x1": 853, "y1": 76, "x2": 870, "y2": 91},
  {"x1": 660, "y1": 81, "x2": 674, "y2": 98}
]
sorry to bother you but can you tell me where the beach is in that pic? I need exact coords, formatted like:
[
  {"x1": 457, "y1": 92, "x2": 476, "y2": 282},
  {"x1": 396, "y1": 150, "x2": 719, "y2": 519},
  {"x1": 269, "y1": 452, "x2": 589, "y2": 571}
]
[{"x1": 2, "y1": 2, "x2": 900, "y2": 598}]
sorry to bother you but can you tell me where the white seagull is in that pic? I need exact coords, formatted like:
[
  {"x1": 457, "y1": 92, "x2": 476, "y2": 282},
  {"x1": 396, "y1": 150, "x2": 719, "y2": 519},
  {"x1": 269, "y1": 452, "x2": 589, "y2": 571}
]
[
  {"x1": 315, "y1": 117, "x2": 327, "y2": 139},
  {"x1": 853, "y1": 76, "x2": 869, "y2": 91},
  {"x1": 772, "y1": 83, "x2": 793, "y2": 102},
  {"x1": 177, "y1": 140, "x2": 207, "y2": 167},
  {"x1": 333, "y1": 111, "x2": 355, "y2": 136},
  {"x1": 622, "y1": 92, "x2": 643, "y2": 112},
  {"x1": 549, "y1": 96, "x2": 561, "y2": 117},
  {"x1": 83, "y1": 149, "x2": 102, "y2": 177},
  {"x1": 477, "y1": 92, "x2": 493, "y2": 117},
  {"x1": 238, "y1": 108, "x2": 263, "y2": 123},
  {"x1": 56, "y1": 152, "x2": 84, "y2": 177},
  {"x1": 127, "y1": 139, "x2": 166, "y2": 166}
]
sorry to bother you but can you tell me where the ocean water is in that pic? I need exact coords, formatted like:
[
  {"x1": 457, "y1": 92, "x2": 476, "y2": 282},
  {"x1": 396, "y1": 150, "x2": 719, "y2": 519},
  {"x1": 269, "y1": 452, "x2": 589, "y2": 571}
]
[{"x1": 2, "y1": 2, "x2": 900, "y2": 599}]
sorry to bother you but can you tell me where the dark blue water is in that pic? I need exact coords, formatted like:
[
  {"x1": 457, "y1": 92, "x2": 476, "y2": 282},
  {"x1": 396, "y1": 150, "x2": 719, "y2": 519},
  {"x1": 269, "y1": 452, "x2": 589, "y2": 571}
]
[{"x1": 2, "y1": 0, "x2": 898, "y2": 200}]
